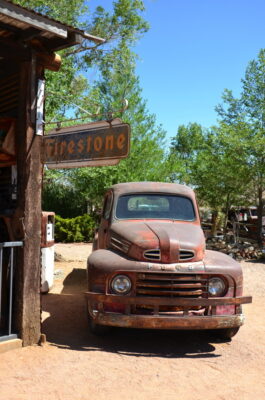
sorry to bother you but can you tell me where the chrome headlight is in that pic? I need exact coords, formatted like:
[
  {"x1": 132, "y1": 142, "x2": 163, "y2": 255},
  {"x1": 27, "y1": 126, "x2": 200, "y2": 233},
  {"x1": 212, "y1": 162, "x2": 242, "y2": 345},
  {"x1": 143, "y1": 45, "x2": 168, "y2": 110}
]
[
  {"x1": 208, "y1": 277, "x2": 226, "y2": 297},
  {"x1": 111, "y1": 275, "x2": 132, "y2": 295}
]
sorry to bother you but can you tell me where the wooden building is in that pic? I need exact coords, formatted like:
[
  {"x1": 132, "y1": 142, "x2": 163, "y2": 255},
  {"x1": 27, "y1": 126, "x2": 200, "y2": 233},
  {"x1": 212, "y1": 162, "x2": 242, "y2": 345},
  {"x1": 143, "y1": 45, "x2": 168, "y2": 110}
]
[{"x1": 0, "y1": 0, "x2": 103, "y2": 347}]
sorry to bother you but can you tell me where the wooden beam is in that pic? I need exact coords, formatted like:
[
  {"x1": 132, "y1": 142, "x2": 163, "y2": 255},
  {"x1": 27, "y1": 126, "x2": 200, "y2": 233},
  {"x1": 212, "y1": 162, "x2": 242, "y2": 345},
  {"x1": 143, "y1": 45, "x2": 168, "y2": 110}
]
[
  {"x1": 42, "y1": 32, "x2": 83, "y2": 51},
  {"x1": 0, "y1": 19, "x2": 20, "y2": 34},
  {"x1": 0, "y1": 1, "x2": 68, "y2": 38},
  {"x1": 0, "y1": 21, "x2": 42, "y2": 43},
  {"x1": 20, "y1": 27, "x2": 42, "y2": 42},
  {"x1": 0, "y1": 37, "x2": 31, "y2": 59},
  {"x1": 82, "y1": 32, "x2": 106, "y2": 44},
  {"x1": 37, "y1": 52, "x2": 61, "y2": 71},
  {"x1": 13, "y1": 58, "x2": 43, "y2": 346}
]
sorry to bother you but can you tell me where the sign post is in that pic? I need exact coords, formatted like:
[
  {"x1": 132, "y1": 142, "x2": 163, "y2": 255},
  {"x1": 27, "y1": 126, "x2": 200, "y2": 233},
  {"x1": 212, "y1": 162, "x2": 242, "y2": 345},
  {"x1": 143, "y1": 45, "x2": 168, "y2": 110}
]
[{"x1": 43, "y1": 118, "x2": 130, "y2": 168}]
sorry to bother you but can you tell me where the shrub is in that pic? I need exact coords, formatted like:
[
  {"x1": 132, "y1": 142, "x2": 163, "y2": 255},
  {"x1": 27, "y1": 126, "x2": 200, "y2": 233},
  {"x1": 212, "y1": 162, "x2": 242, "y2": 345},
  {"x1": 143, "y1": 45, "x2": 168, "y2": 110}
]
[{"x1": 55, "y1": 214, "x2": 96, "y2": 243}]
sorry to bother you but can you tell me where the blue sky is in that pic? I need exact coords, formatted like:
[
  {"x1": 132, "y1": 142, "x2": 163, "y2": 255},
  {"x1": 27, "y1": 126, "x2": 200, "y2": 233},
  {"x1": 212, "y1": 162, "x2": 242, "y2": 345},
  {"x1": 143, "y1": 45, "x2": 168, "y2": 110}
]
[{"x1": 90, "y1": 0, "x2": 265, "y2": 145}]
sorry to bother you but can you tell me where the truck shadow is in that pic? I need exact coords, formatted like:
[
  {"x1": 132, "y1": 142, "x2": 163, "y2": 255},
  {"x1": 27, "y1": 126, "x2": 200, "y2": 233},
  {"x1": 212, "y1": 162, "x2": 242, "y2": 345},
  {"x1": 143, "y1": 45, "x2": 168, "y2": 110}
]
[{"x1": 42, "y1": 268, "x2": 221, "y2": 359}]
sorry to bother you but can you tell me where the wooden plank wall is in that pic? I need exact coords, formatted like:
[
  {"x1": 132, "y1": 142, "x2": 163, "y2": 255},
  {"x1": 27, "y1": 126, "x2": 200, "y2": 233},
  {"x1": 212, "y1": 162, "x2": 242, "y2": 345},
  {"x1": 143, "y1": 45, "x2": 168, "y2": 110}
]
[{"x1": 0, "y1": 73, "x2": 19, "y2": 114}]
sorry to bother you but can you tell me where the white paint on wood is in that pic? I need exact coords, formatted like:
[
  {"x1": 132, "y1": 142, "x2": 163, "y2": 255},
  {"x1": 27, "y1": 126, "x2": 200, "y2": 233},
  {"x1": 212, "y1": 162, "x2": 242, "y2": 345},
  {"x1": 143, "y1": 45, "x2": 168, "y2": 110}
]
[{"x1": 36, "y1": 79, "x2": 45, "y2": 136}]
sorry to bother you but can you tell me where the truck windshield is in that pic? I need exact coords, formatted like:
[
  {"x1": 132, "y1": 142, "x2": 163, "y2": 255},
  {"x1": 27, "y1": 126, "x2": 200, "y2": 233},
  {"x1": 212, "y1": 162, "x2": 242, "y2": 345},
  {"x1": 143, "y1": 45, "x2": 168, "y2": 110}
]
[{"x1": 115, "y1": 194, "x2": 195, "y2": 221}]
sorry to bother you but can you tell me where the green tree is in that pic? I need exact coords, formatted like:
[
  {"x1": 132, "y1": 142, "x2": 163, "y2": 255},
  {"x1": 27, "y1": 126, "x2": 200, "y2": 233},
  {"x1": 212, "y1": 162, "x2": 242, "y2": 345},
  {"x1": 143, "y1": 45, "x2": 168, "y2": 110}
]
[
  {"x1": 66, "y1": 41, "x2": 169, "y2": 213},
  {"x1": 13, "y1": 0, "x2": 149, "y2": 121},
  {"x1": 169, "y1": 123, "x2": 205, "y2": 185},
  {"x1": 42, "y1": 169, "x2": 87, "y2": 217},
  {"x1": 170, "y1": 50, "x2": 265, "y2": 241},
  {"x1": 216, "y1": 49, "x2": 265, "y2": 243},
  {"x1": 169, "y1": 123, "x2": 251, "y2": 234},
  {"x1": 16, "y1": 0, "x2": 170, "y2": 215}
]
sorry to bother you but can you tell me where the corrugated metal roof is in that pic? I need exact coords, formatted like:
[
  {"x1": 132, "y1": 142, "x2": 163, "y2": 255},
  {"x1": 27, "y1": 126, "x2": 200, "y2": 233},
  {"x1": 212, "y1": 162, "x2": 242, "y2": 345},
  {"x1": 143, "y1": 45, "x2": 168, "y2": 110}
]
[
  {"x1": 0, "y1": 0, "x2": 104, "y2": 51},
  {"x1": 4, "y1": 0, "x2": 104, "y2": 42},
  {"x1": 3, "y1": 0, "x2": 81, "y2": 33}
]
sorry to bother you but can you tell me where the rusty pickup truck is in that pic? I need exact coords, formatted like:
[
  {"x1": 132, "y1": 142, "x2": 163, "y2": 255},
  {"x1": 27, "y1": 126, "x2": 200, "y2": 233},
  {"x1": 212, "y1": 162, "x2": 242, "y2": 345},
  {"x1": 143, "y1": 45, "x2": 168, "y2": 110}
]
[{"x1": 86, "y1": 182, "x2": 252, "y2": 339}]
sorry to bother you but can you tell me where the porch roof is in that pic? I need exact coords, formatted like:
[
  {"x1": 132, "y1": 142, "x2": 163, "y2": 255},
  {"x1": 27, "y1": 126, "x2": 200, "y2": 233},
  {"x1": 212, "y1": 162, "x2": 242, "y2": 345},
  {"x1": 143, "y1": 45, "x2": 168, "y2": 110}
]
[{"x1": 0, "y1": 0, "x2": 104, "y2": 53}]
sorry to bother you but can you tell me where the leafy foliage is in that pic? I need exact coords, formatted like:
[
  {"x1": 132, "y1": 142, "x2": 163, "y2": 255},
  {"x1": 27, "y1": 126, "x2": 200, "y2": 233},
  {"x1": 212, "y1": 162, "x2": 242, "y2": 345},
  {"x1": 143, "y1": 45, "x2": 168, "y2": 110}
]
[
  {"x1": 15, "y1": 0, "x2": 171, "y2": 215},
  {"x1": 14, "y1": 0, "x2": 264, "y2": 243},
  {"x1": 13, "y1": 0, "x2": 86, "y2": 25},
  {"x1": 13, "y1": 0, "x2": 149, "y2": 121},
  {"x1": 169, "y1": 50, "x2": 265, "y2": 241},
  {"x1": 215, "y1": 50, "x2": 265, "y2": 242},
  {"x1": 42, "y1": 169, "x2": 87, "y2": 217},
  {"x1": 55, "y1": 214, "x2": 96, "y2": 242}
]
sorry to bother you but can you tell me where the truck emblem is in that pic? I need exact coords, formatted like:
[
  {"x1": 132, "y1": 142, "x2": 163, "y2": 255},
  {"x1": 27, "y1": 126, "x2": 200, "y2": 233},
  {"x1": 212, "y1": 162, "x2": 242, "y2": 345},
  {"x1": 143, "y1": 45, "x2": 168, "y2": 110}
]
[{"x1": 175, "y1": 264, "x2": 194, "y2": 271}]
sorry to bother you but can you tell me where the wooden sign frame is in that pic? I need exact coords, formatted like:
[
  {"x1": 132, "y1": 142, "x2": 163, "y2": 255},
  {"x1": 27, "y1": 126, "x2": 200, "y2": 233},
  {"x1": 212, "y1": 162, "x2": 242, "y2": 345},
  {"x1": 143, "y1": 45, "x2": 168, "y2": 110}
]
[{"x1": 43, "y1": 118, "x2": 130, "y2": 169}]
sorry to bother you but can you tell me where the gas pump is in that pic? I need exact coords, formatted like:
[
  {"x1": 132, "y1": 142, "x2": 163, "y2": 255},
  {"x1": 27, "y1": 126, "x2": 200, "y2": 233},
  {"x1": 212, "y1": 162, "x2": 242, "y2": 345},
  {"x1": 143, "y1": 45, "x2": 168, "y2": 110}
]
[{"x1": 41, "y1": 212, "x2": 55, "y2": 293}]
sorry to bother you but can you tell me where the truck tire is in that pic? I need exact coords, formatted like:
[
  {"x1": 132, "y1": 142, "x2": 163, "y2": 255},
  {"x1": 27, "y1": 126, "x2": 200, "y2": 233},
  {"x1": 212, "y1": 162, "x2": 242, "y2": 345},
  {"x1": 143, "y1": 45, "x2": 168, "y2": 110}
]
[
  {"x1": 86, "y1": 301, "x2": 109, "y2": 335},
  {"x1": 213, "y1": 327, "x2": 240, "y2": 340},
  {"x1": 88, "y1": 315, "x2": 110, "y2": 335}
]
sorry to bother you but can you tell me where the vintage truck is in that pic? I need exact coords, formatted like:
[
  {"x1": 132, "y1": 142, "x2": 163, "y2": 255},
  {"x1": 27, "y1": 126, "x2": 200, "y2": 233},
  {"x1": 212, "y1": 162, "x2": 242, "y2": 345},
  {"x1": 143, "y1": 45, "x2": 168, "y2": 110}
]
[{"x1": 86, "y1": 182, "x2": 252, "y2": 339}]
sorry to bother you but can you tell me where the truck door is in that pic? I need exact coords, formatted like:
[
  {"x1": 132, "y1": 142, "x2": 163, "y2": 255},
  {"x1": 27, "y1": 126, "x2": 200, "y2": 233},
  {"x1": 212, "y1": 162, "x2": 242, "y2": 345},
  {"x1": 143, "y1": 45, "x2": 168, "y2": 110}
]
[{"x1": 98, "y1": 191, "x2": 113, "y2": 249}]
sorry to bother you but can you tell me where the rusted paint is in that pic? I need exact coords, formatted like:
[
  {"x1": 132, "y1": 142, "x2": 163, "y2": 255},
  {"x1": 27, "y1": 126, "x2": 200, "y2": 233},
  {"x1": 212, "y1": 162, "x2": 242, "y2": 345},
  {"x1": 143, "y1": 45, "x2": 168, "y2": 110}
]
[
  {"x1": 89, "y1": 311, "x2": 245, "y2": 330},
  {"x1": 86, "y1": 182, "x2": 252, "y2": 333},
  {"x1": 109, "y1": 221, "x2": 205, "y2": 263},
  {"x1": 86, "y1": 292, "x2": 252, "y2": 307},
  {"x1": 40, "y1": 211, "x2": 55, "y2": 248}
]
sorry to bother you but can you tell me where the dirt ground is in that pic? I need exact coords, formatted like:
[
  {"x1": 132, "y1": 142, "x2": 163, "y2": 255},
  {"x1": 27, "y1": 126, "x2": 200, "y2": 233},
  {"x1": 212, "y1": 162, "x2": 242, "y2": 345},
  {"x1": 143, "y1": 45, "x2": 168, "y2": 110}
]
[{"x1": 0, "y1": 243, "x2": 265, "y2": 400}]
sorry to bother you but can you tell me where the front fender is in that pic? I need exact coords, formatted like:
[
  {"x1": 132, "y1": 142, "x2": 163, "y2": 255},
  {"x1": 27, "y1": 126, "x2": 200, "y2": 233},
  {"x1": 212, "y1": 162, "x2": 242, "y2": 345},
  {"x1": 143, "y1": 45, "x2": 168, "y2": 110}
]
[
  {"x1": 204, "y1": 250, "x2": 243, "y2": 295},
  {"x1": 88, "y1": 249, "x2": 149, "y2": 274},
  {"x1": 87, "y1": 249, "x2": 134, "y2": 291}
]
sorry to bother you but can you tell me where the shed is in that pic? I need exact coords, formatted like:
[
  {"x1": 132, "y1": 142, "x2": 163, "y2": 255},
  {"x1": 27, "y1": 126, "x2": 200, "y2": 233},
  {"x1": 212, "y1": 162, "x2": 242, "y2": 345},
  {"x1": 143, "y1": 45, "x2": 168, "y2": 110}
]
[{"x1": 0, "y1": 0, "x2": 104, "y2": 346}]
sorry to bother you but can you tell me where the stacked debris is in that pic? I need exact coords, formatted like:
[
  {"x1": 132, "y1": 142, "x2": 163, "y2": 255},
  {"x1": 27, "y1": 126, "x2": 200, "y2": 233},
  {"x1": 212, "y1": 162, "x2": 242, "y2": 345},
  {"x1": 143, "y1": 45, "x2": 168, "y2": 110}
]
[{"x1": 206, "y1": 236, "x2": 264, "y2": 260}]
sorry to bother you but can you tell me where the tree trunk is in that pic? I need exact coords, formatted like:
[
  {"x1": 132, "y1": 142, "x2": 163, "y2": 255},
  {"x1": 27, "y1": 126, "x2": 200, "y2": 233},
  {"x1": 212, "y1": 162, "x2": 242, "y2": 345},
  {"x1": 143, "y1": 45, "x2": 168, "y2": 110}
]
[
  {"x1": 211, "y1": 210, "x2": 219, "y2": 236},
  {"x1": 223, "y1": 192, "x2": 231, "y2": 235},
  {"x1": 257, "y1": 186, "x2": 264, "y2": 246}
]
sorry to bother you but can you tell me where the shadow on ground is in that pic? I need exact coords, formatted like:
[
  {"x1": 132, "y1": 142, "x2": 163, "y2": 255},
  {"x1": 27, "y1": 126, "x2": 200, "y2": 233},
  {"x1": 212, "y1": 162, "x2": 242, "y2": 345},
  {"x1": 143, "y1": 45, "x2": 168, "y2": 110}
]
[{"x1": 42, "y1": 268, "x2": 221, "y2": 359}]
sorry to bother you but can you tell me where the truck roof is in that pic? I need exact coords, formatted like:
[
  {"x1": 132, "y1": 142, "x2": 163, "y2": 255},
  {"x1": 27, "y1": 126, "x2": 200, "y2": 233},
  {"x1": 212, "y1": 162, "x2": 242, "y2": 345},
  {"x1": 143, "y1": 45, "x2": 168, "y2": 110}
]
[{"x1": 110, "y1": 182, "x2": 195, "y2": 197}]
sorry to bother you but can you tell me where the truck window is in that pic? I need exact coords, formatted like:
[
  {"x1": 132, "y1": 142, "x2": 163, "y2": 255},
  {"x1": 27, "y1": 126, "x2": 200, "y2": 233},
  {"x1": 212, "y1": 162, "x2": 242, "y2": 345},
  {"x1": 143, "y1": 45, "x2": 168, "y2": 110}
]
[{"x1": 115, "y1": 194, "x2": 195, "y2": 221}]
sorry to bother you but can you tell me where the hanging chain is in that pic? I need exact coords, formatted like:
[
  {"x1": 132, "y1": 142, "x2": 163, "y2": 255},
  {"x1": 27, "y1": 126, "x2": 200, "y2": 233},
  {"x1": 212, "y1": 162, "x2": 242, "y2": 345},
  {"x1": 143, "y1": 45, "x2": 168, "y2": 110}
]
[{"x1": 44, "y1": 90, "x2": 128, "y2": 129}]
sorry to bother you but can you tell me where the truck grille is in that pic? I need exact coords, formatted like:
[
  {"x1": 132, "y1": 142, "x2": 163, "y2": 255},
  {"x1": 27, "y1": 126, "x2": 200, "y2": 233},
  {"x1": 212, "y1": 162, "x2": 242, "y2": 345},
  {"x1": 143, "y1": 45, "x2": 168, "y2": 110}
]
[
  {"x1": 136, "y1": 273, "x2": 208, "y2": 298},
  {"x1": 143, "y1": 249, "x2": 161, "y2": 261},
  {"x1": 179, "y1": 250, "x2": 195, "y2": 261},
  {"x1": 143, "y1": 249, "x2": 195, "y2": 262}
]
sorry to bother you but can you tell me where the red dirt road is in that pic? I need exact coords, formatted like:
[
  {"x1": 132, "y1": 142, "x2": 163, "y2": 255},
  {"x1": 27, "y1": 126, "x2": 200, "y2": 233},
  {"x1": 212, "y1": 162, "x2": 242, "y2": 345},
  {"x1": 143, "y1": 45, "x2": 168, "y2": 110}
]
[{"x1": 0, "y1": 243, "x2": 264, "y2": 400}]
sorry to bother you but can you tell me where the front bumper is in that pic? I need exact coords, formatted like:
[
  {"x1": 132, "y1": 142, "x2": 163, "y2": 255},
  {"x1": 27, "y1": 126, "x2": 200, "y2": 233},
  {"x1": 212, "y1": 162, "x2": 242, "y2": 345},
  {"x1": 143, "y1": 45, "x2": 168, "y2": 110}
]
[{"x1": 85, "y1": 292, "x2": 252, "y2": 330}]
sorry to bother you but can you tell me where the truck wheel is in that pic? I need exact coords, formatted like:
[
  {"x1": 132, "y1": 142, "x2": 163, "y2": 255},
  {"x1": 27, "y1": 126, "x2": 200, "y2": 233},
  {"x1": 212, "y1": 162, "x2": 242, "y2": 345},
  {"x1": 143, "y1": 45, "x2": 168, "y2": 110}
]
[
  {"x1": 86, "y1": 301, "x2": 109, "y2": 335},
  {"x1": 88, "y1": 315, "x2": 110, "y2": 335},
  {"x1": 213, "y1": 327, "x2": 240, "y2": 340}
]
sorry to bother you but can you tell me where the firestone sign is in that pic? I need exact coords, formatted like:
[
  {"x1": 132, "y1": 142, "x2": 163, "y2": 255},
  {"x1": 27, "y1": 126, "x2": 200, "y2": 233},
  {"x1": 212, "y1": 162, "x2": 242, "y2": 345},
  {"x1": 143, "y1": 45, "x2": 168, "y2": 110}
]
[{"x1": 43, "y1": 118, "x2": 130, "y2": 169}]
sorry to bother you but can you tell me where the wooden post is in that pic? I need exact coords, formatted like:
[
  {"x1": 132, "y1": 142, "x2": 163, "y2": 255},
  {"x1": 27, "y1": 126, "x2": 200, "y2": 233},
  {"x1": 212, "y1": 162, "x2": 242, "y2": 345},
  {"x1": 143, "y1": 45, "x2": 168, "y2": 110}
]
[{"x1": 13, "y1": 57, "x2": 43, "y2": 346}]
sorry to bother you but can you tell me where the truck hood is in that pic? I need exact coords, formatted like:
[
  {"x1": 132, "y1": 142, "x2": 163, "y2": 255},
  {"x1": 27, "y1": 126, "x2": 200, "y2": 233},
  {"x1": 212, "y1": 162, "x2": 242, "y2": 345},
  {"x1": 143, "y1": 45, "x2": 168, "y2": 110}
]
[{"x1": 110, "y1": 220, "x2": 205, "y2": 263}]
